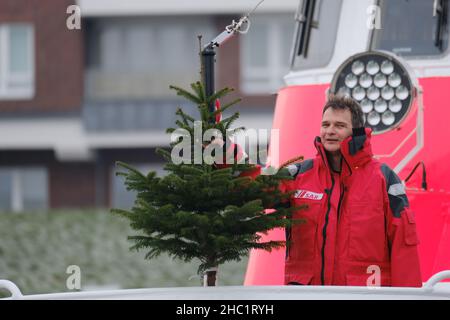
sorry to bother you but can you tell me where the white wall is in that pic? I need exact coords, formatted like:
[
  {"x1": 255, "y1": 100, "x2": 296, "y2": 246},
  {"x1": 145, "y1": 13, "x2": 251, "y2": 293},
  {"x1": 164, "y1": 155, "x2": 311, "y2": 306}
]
[{"x1": 77, "y1": 0, "x2": 299, "y2": 16}]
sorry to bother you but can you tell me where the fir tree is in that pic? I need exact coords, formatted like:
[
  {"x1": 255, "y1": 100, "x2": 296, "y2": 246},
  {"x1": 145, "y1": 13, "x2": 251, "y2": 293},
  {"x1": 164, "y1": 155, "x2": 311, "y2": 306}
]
[{"x1": 112, "y1": 81, "x2": 305, "y2": 286}]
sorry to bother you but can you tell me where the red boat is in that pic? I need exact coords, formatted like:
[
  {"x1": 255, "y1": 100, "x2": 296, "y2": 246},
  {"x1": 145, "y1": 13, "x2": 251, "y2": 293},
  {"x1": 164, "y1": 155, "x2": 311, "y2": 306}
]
[{"x1": 245, "y1": 0, "x2": 450, "y2": 286}]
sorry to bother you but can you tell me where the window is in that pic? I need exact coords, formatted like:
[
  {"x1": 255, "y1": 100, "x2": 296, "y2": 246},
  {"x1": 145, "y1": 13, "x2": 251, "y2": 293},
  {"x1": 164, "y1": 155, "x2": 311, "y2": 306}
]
[
  {"x1": 372, "y1": 0, "x2": 449, "y2": 57},
  {"x1": 0, "y1": 168, "x2": 48, "y2": 212},
  {"x1": 240, "y1": 14, "x2": 295, "y2": 94},
  {"x1": 0, "y1": 24, "x2": 35, "y2": 99},
  {"x1": 291, "y1": 0, "x2": 342, "y2": 71},
  {"x1": 111, "y1": 163, "x2": 165, "y2": 209},
  {"x1": 85, "y1": 17, "x2": 215, "y2": 100}
]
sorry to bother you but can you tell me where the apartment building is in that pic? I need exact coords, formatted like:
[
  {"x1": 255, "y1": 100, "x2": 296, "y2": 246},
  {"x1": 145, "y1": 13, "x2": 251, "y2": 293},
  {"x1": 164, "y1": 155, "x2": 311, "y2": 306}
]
[{"x1": 0, "y1": 0, "x2": 298, "y2": 211}]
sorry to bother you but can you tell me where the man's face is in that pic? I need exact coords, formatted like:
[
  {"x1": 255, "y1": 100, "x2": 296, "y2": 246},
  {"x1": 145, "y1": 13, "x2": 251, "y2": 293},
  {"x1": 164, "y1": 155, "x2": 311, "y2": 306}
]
[{"x1": 320, "y1": 107, "x2": 353, "y2": 154}]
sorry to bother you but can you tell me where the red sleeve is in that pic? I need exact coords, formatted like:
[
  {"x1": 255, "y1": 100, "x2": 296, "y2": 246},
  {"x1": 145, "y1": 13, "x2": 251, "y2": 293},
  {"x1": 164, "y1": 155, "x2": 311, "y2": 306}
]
[
  {"x1": 387, "y1": 205, "x2": 422, "y2": 287},
  {"x1": 215, "y1": 139, "x2": 262, "y2": 179},
  {"x1": 238, "y1": 165, "x2": 261, "y2": 179}
]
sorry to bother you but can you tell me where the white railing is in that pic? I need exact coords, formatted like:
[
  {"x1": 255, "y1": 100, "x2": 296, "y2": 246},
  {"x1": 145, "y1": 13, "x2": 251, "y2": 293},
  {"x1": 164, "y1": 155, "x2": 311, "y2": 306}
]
[
  {"x1": 1, "y1": 271, "x2": 450, "y2": 300},
  {"x1": 0, "y1": 280, "x2": 23, "y2": 299}
]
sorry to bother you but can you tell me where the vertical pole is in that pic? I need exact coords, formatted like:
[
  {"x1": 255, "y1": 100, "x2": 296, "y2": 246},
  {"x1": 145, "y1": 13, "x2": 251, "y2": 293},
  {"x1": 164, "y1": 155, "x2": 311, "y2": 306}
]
[{"x1": 201, "y1": 44, "x2": 216, "y2": 114}]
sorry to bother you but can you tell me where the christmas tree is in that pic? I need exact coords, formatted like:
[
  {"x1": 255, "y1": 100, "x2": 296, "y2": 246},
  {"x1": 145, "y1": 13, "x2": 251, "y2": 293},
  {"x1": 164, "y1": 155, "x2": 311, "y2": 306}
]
[{"x1": 112, "y1": 81, "x2": 305, "y2": 286}]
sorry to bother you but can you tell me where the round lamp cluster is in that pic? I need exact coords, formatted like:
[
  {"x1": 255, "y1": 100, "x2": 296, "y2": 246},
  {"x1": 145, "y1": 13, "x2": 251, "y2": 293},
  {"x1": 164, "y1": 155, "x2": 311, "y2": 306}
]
[{"x1": 330, "y1": 51, "x2": 415, "y2": 134}]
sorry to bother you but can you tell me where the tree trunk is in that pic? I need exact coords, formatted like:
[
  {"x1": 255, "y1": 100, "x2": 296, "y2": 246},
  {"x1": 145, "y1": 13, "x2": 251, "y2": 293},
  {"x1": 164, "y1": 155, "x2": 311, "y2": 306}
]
[{"x1": 203, "y1": 267, "x2": 218, "y2": 286}]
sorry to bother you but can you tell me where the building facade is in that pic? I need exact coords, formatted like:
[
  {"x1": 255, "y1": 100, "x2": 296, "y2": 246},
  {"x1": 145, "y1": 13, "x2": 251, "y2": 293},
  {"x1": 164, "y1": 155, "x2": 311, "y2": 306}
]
[{"x1": 0, "y1": 0, "x2": 297, "y2": 211}]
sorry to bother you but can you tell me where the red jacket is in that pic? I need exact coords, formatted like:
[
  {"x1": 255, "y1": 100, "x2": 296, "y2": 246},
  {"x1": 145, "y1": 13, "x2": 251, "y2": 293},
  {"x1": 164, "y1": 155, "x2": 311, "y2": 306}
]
[{"x1": 281, "y1": 128, "x2": 422, "y2": 287}]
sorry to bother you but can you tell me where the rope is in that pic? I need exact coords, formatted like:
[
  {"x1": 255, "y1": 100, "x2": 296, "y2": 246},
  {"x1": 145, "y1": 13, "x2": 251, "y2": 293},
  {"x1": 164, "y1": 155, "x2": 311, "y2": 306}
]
[{"x1": 225, "y1": 0, "x2": 266, "y2": 34}]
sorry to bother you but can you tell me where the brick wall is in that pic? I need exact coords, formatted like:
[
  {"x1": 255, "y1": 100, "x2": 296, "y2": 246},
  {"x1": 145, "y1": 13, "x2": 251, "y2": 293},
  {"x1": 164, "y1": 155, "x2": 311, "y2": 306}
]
[
  {"x1": 49, "y1": 162, "x2": 97, "y2": 208},
  {"x1": 0, "y1": 0, "x2": 83, "y2": 114}
]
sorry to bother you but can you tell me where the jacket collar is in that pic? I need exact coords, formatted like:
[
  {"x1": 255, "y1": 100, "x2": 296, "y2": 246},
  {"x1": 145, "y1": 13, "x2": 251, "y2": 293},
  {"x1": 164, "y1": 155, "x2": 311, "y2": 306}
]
[{"x1": 314, "y1": 127, "x2": 373, "y2": 174}]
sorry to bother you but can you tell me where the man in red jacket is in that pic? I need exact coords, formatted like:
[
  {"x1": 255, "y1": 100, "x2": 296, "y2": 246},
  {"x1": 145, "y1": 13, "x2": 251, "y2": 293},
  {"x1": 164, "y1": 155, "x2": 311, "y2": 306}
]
[{"x1": 282, "y1": 94, "x2": 422, "y2": 287}]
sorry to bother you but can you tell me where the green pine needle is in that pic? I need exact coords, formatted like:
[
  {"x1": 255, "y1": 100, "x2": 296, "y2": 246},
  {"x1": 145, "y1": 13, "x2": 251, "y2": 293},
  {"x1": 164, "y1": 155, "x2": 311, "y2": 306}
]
[{"x1": 111, "y1": 81, "x2": 306, "y2": 279}]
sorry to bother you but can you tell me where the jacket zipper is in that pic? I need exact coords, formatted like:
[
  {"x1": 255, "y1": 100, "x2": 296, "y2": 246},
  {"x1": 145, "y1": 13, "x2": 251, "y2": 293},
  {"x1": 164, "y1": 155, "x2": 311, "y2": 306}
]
[
  {"x1": 316, "y1": 143, "x2": 333, "y2": 286},
  {"x1": 337, "y1": 183, "x2": 344, "y2": 222},
  {"x1": 317, "y1": 142, "x2": 344, "y2": 285},
  {"x1": 286, "y1": 225, "x2": 291, "y2": 260},
  {"x1": 337, "y1": 155, "x2": 351, "y2": 222},
  {"x1": 320, "y1": 175, "x2": 334, "y2": 285}
]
